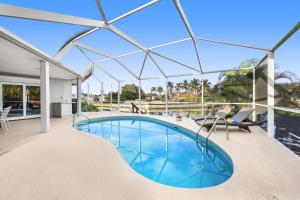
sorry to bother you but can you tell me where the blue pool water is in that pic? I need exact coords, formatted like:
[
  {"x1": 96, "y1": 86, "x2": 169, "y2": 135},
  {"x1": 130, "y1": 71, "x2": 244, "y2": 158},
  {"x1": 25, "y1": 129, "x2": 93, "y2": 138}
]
[{"x1": 75, "y1": 116, "x2": 233, "y2": 188}]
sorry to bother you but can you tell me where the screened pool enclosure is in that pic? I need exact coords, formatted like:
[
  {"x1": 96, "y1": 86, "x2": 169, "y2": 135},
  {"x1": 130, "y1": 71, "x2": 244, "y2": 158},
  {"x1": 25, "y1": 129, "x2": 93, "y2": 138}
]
[{"x1": 0, "y1": 1, "x2": 299, "y2": 156}]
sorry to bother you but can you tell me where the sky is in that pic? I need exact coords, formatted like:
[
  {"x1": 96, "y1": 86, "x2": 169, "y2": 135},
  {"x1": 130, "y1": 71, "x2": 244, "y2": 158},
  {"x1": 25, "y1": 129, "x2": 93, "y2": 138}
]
[{"x1": 0, "y1": 0, "x2": 299, "y2": 94}]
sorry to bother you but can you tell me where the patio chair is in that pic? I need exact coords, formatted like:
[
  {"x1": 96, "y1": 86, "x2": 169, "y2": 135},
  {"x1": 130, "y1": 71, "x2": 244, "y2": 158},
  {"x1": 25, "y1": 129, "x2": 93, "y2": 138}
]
[
  {"x1": 131, "y1": 102, "x2": 146, "y2": 114},
  {"x1": 200, "y1": 108, "x2": 257, "y2": 133},
  {"x1": 192, "y1": 105, "x2": 232, "y2": 123},
  {"x1": 0, "y1": 106, "x2": 11, "y2": 133}
]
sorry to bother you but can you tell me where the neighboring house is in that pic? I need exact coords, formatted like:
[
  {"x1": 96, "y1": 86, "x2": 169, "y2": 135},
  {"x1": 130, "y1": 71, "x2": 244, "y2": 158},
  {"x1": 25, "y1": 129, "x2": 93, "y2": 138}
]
[
  {"x1": 172, "y1": 92, "x2": 196, "y2": 101},
  {"x1": 0, "y1": 26, "x2": 83, "y2": 132}
]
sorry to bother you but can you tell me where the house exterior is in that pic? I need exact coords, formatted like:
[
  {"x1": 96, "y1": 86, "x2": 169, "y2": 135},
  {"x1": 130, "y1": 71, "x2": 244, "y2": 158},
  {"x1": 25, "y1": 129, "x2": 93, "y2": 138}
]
[{"x1": 0, "y1": 26, "x2": 83, "y2": 132}]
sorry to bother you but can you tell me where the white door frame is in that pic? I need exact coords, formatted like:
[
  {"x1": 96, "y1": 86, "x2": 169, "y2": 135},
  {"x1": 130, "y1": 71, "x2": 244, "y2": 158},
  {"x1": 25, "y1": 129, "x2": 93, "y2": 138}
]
[{"x1": 0, "y1": 81, "x2": 41, "y2": 120}]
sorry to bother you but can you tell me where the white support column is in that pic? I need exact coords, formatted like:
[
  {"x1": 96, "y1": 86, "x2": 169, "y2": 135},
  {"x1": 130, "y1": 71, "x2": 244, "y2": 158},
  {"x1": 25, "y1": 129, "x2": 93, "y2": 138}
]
[
  {"x1": 138, "y1": 79, "x2": 142, "y2": 114},
  {"x1": 267, "y1": 52, "x2": 275, "y2": 137},
  {"x1": 23, "y1": 84, "x2": 26, "y2": 117},
  {"x1": 76, "y1": 78, "x2": 82, "y2": 113},
  {"x1": 165, "y1": 79, "x2": 168, "y2": 115},
  {"x1": 110, "y1": 81, "x2": 113, "y2": 111},
  {"x1": 117, "y1": 81, "x2": 121, "y2": 112},
  {"x1": 40, "y1": 61, "x2": 50, "y2": 133},
  {"x1": 101, "y1": 82, "x2": 104, "y2": 111},
  {"x1": 87, "y1": 83, "x2": 90, "y2": 105},
  {"x1": 252, "y1": 68, "x2": 256, "y2": 121},
  {"x1": 201, "y1": 77, "x2": 204, "y2": 115},
  {"x1": 0, "y1": 83, "x2": 2, "y2": 110}
]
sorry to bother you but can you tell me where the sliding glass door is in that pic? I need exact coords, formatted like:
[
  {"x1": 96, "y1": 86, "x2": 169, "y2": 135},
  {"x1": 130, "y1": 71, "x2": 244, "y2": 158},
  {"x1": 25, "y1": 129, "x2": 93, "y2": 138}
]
[
  {"x1": 26, "y1": 86, "x2": 40, "y2": 116},
  {"x1": 1, "y1": 83, "x2": 40, "y2": 119},
  {"x1": 2, "y1": 84, "x2": 24, "y2": 117}
]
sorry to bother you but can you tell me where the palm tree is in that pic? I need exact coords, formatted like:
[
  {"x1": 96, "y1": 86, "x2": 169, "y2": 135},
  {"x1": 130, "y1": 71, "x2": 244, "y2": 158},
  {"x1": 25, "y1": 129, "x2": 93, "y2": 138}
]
[
  {"x1": 167, "y1": 81, "x2": 174, "y2": 96},
  {"x1": 175, "y1": 82, "x2": 182, "y2": 93},
  {"x1": 157, "y1": 86, "x2": 164, "y2": 96},
  {"x1": 182, "y1": 80, "x2": 189, "y2": 92},
  {"x1": 202, "y1": 79, "x2": 211, "y2": 96},
  {"x1": 150, "y1": 87, "x2": 157, "y2": 94},
  {"x1": 189, "y1": 78, "x2": 201, "y2": 95}
]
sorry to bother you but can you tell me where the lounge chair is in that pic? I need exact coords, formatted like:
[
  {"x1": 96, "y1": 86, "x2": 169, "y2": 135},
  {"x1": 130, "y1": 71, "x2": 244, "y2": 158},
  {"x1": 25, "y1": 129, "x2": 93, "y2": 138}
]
[
  {"x1": 199, "y1": 108, "x2": 257, "y2": 133},
  {"x1": 131, "y1": 102, "x2": 146, "y2": 114},
  {"x1": 192, "y1": 105, "x2": 232, "y2": 123}
]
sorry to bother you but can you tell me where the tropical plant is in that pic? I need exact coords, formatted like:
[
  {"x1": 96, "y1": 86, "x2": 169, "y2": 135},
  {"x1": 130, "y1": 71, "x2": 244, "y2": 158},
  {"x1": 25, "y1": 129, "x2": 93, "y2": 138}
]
[
  {"x1": 120, "y1": 84, "x2": 145, "y2": 101},
  {"x1": 182, "y1": 80, "x2": 189, "y2": 92},
  {"x1": 213, "y1": 59, "x2": 255, "y2": 103},
  {"x1": 106, "y1": 92, "x2": 118, "y2": 101},
  {"x1": 150, "y1": 87, "x2": 157, "y2": 94},
  {"x1": 82, "y1": 101, "x2": 98, "y2": 112},
  {"x1": 189, "y1": 78, "x2": 201, "y2": 95},
  {"x1": 157, "y1": 86, "x2": 164, "y2": 96},
  {"x1": 202, "y1": 79, "x2": 211, "y2": 96},
  {"x1": 175, "y1": 82, "x2": 182, "y2": 93},
  {"x1": 167, "y1": 81, "x2": 174, "y2": 96}
]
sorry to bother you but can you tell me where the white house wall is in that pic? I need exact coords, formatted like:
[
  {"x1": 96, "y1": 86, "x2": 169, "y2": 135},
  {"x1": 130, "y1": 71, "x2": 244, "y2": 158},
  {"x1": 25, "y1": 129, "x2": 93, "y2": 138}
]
[
  {"x1": 0, "y1": 75, "x2": 73, "y2": 118},
  {"x1": 49, "y1": 78, "x2": 72, "y2": 103}
]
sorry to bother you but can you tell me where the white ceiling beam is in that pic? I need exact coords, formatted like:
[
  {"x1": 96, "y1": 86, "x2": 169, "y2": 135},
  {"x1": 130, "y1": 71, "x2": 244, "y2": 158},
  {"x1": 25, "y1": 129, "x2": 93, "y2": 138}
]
[
  {"x1": 107, "y1": 24, "x2": 169, "y2": 78},
  {"x1": 95, "y1": 0, "x2": 107, "y2": 23},
  {"x1": 95, "y1": 38, "x2": 193, "y2": 63},
  {"x1": 93, "y1": 63, "x2": 119, "y2": 82},
  {"x1": 55, "y1": 27, "x2": 100, "y2": 60},
  {"x1": 203, "y1": 67, "x2": 253, "y2": 74},
  {"x1": 107, "y1": 24, "x2": 148, "y2": 52},
  {"x1": 167, "y1": 73, "x2": 201, "y2": 78},
  {"x1": 195, "y1": 37, "x2": 271, "y2": 51},
  {"x1": 108, "y1": 0, "x2": 161, "y2": 24},
  {"x1": 147, "y1": 53, "x2": 167, "y2": 78},
  {"x1": 149, "y1": 37, "x2": 192, "y2": 50},
  {"x1": 0, "y1": 3, "x2": 105, "y2": 27},
  {"x1": 140, "y1": 76, "x2": 163, "y2": 80},
  {"x1": 254, "y1": 22, "x2": 300, "y2": 69},
  {"x1": 77, "y1": 46, "x2": 119, "y2": 81},
  {"x1": 253, "y1": 55, "x2": 267, "y2": 69},
  {"x1": 95, "y1": 50, "x2": 143, "y2": 63},
  {"x1": 172, "y1": 0, "x2": 203, "y2": 73},
  {"x1": 76, "y1": 43, "x2": 139, "y2": 79},
  {"x1": 95, "y1": 36, "x2": 199, "y2": 72},
  {"x1": 149, "y1": 51, "x2": 200, "y2": 72},
  {"x1": 271, "y1": 22, "x2": 300, "y2": 52},
  {"x1": 139, "y1": 53, "x2": 148, "y2": 79},
  {"x1": 92, "y1": 65, "x2": 103, "y2": 84}
]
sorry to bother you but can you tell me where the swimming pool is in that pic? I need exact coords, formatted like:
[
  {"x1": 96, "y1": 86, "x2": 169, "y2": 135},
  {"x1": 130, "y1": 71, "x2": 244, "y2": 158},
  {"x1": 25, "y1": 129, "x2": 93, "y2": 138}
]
[{"x1": 75, "y1": 116, "x2": 233, "y2": 188}]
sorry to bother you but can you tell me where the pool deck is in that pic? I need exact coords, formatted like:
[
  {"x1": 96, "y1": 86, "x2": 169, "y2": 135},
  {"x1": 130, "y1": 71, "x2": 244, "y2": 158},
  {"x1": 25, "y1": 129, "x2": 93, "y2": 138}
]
[{"x1": 0, "y1": 112, "x2": 299, "y2": 200}]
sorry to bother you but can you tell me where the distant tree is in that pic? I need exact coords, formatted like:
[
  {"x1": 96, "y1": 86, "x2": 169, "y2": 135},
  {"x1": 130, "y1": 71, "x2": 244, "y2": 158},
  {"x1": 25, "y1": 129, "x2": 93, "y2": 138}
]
[
  {"x1": 189, "y1": 78, "x2": 201, "y2": 95},
  {"x1": 106, "y1": 92, "x2": 118, "y2": 101},
  {"x1": 182, "y1": 80, "x2": 189, "y2": 92},
  {"x1": 202, "y1": 79, "x2": 212, "y2": 96},
  {"x1": 120, "y1": 84, "x2": 145, "y2": 101},
  {"x1": 150, "y1": 87, "x2": 157, "y2": 94},
  {"x1": 175, "y1": 82, "x2": 182, "y2": 93},
  {"x1": 157, "y1": 86, "x2": 164, "y2": 96},
  {"x1": 81, "y1": 101, "x2": 98, "y2": 112},
  {"x1": 213, "y1": 59, "x2": 254, "y2": 103},
  {"x1": 167, "y1": 81, "x2": 174, "y2": 96}
]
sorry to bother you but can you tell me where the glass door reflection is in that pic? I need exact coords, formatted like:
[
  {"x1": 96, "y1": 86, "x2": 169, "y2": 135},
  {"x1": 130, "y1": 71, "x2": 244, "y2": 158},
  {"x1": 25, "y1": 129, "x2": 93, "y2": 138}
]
[
  {"x1": 2, "y1": 84, "x2": 24, "y2": 117},
  {"x1": 26, "y1": 86, "x2": 40, "y2": 116}
]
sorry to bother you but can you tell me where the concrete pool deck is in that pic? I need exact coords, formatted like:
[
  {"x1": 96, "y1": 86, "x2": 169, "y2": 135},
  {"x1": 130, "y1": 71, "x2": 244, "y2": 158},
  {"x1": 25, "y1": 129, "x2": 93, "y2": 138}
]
[{"x1": 0, "y1": 112, "x2": 299, "y2": 200}]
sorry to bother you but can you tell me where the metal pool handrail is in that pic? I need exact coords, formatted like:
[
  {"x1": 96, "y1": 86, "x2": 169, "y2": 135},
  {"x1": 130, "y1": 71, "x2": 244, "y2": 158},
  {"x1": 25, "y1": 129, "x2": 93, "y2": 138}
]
[
  {"x1": 195, "y1": 114, "x2": 229, "y2": 146},
  {"x1": 72, "y1": 113, "x2": 91, "y2": 127},
  {"x1": 205, "y1": 116, "x2": 229, "y2": 146}
]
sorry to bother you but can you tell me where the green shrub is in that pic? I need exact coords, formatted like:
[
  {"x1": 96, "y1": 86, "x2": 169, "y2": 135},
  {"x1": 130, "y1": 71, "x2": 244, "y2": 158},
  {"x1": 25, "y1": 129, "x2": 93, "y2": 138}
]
[{"x1": 81, "y1": 101, "x2": 99, "y2": 112}]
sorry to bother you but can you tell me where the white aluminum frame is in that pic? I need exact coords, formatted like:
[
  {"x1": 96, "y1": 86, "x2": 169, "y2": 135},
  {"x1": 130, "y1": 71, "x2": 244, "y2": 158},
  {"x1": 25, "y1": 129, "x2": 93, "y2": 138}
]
[
  {"x1": 0, "y1": 81, "x2": 41, "y2": 120},
  {"x1": 1, "y1": 2, "x2": 300, "y2": 147}
]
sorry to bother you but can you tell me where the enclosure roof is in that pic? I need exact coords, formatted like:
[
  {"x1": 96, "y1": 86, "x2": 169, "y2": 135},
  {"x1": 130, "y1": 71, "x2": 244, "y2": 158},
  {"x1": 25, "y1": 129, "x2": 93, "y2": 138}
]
[{"x1": 0, "y1": 2, "x2": 299, "y2": 82}]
